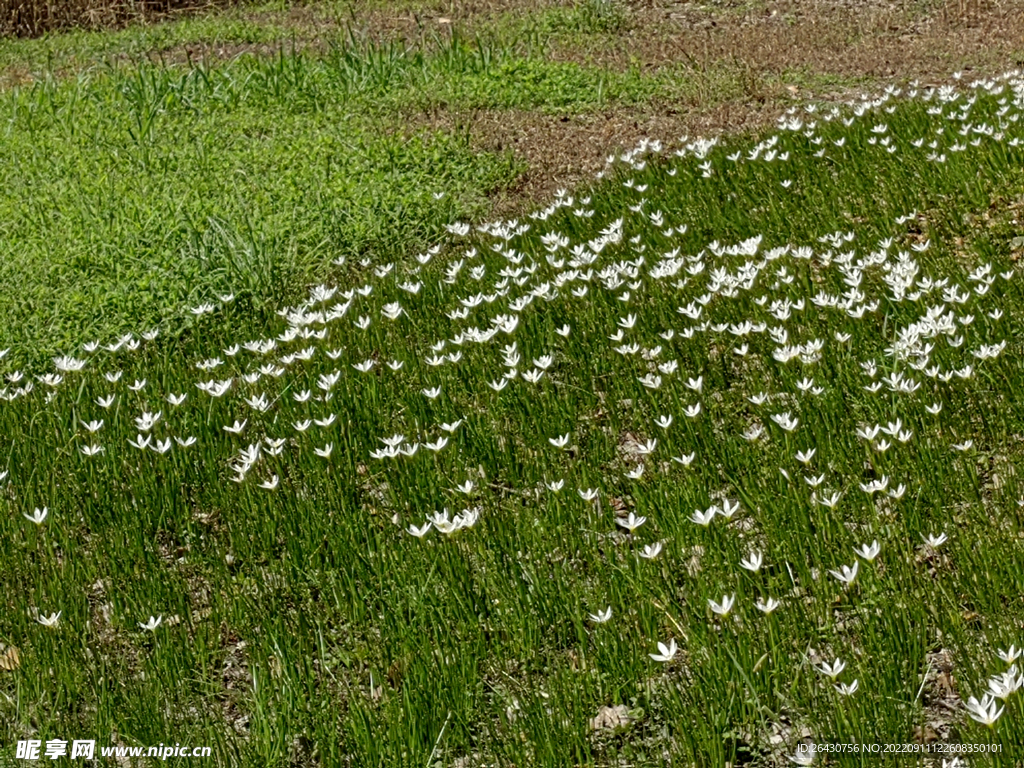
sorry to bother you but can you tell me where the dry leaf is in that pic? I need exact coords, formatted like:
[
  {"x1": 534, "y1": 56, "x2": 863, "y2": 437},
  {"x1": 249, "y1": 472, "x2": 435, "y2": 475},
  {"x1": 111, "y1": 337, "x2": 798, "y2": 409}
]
[
  {"x1": 589, "y1": 704, "x2": 633, "y2": 732},
  {"x1": 0, "y1": 644, "x2": 21, "y2": 671}
]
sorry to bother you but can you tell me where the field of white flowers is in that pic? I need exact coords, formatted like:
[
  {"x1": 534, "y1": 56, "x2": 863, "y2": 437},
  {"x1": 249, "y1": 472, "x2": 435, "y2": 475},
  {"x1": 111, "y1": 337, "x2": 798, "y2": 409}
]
[{"x1": 4, "y1": 68, "x2": 1024, "y2": 766}]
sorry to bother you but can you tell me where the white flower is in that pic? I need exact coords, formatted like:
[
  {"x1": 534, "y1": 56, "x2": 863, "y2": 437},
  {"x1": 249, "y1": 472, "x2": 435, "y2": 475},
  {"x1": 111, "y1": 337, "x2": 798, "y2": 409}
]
[
  {"x1": 429, "y1": 509, "x2": 455, "y2": 533},
  {"x1": 150, "y1": 438, "x2": 172, "y2": 455},
  {"x1": 964, "y1": 694, "x2": 1004, "y2": 726},
  {"x1": 259, "y1": 476, "x2": 280, "y2": 491},
  {"x1": 454, "y1": 507, "x2": 480, "y2": 530},
  {"x1": 740, "y1": 552, "x2": 763, "y2": 572},
  {"x1": 616, "y1": 512, "x2": 647, "y2": 534},
  {"x1": 755, "y1": 597, "x2": 780, "y2": 614},
  {"x1": 690, "y1": 507, "x2": 716, "y2": 526},
  {"x1": 24, "y1": 507, "x2": 48, "y2": 525},
  {"x1": 135, "y1": 411, "x2": 162, "y2": 432},
  {"x1": 649, "y1": 639, "x2": 678, "y2": 662},
  {"x1": 922, "y1": 532, "x2": 948, "y2": 548},
  {"x1": 815, "y1": 491, "x2": 842, "y2": 509},
  {"x1": 422, "y1": 386, "x2": 442, "y2": 399},
  {"x1": 638, "y1": 373, "x2": 662, "y2": 389},
  {"x1": 709, "y1": 594, "x2": 735, "y2": 617},
  {"x1": 588, "y1": 607, "x2": 613, "y2": 624},
  {"x1": 578, "y1": 488, "x2": 599, "y2": 502},
  {"x1": 770, "y1": 411, "x2": 799, "y2": 431},
  {"x1": 408, "y1": 522, "x2": 432, "y2": 538},
  {"x1": 629, "y1": 538, "x2": 661, "y2": 559},
  {"x1": 795, "y1": 448, "x2": 816, "y2": 464},
  {"x1": 816, "y1": 658, "x2": 846, "y2": 680},
  {"x1": 987, "y1": 667, "x2": 1022, "y2": 699},
  {"x1": 997, "y1": 645, "x2": 1021, "y2": 665},
  {"x1": 672, "y1": 452, "x2": 696, "y2": 466},
  {"x1": 36, "y1": 610, "x2": 61, "y2": 627},
  {"x1": 859, "y1": 476, "x2": 889, "y2": 494},
  {"x1": 855, "y1": 424, "x2": 880, "y2": 441},
  {"x1": 655, "y1": 415, "x2": 673, "y2": 429},
  {"x1": 625, "y1": 464, "x2": 644, "y2": 480},
  {"x1": 829, "y1": 561, "x2": 859, "y2": 586},
  {"x1": 167, "y1": 393, "x2": 187, "y2": 406},
  {"x1": 635, "y1": 439, "x2": 657, "y2": 455},
  {"x1": 224, "y1": 420, "x2": 247, "y2": 435},
  {"x1": 834, "y1": 679, "x2": 859, "y2": 696},
  {"x1": 245, "y1": 394, "x2": 271, "y2": 413},
  {"x1": 854, "y1": 540, "x2": 880, "y2": 561},
  {"x1": 314, "y1": 443, "x2": 334, "y2": 458},
  {"x1": 742, "y1": 424, "x2": 764, "y2": 441},
  {"x1": 549, "y1": 434, "x2": 570, "y2": 449},
  {"x1": 139, "y1": 615, "x2": 163, "y2": 632},
  {"x1": 96, "y1": 394, "x2": 116, "y2": 409}
]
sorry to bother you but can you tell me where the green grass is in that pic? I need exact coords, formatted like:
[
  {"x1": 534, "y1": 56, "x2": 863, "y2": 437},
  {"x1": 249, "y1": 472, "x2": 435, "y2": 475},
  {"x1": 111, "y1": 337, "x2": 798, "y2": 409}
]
[
  {"x1": 0, "y1": 28, "x2": 697, "y2": 367},
  {"x1": 3, "y1": 10, "x2": 1024, "y2": 767},
  {"x1": 532, "y1": 0, "x2": 631, "y2": 36}
]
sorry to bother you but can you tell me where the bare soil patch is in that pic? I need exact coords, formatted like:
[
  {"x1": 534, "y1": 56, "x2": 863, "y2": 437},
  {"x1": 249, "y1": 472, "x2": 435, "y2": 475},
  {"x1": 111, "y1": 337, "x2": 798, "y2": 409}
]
[{"x1": 421, "y1": 99, "x2": 789, "y2": 217}]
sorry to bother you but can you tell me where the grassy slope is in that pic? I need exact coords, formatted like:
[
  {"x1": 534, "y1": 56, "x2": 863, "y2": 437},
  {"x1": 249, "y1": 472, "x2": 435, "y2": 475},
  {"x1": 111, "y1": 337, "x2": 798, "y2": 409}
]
[{"x1": 2, "y1": 3, "x2": 1024, "y2": 767}]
